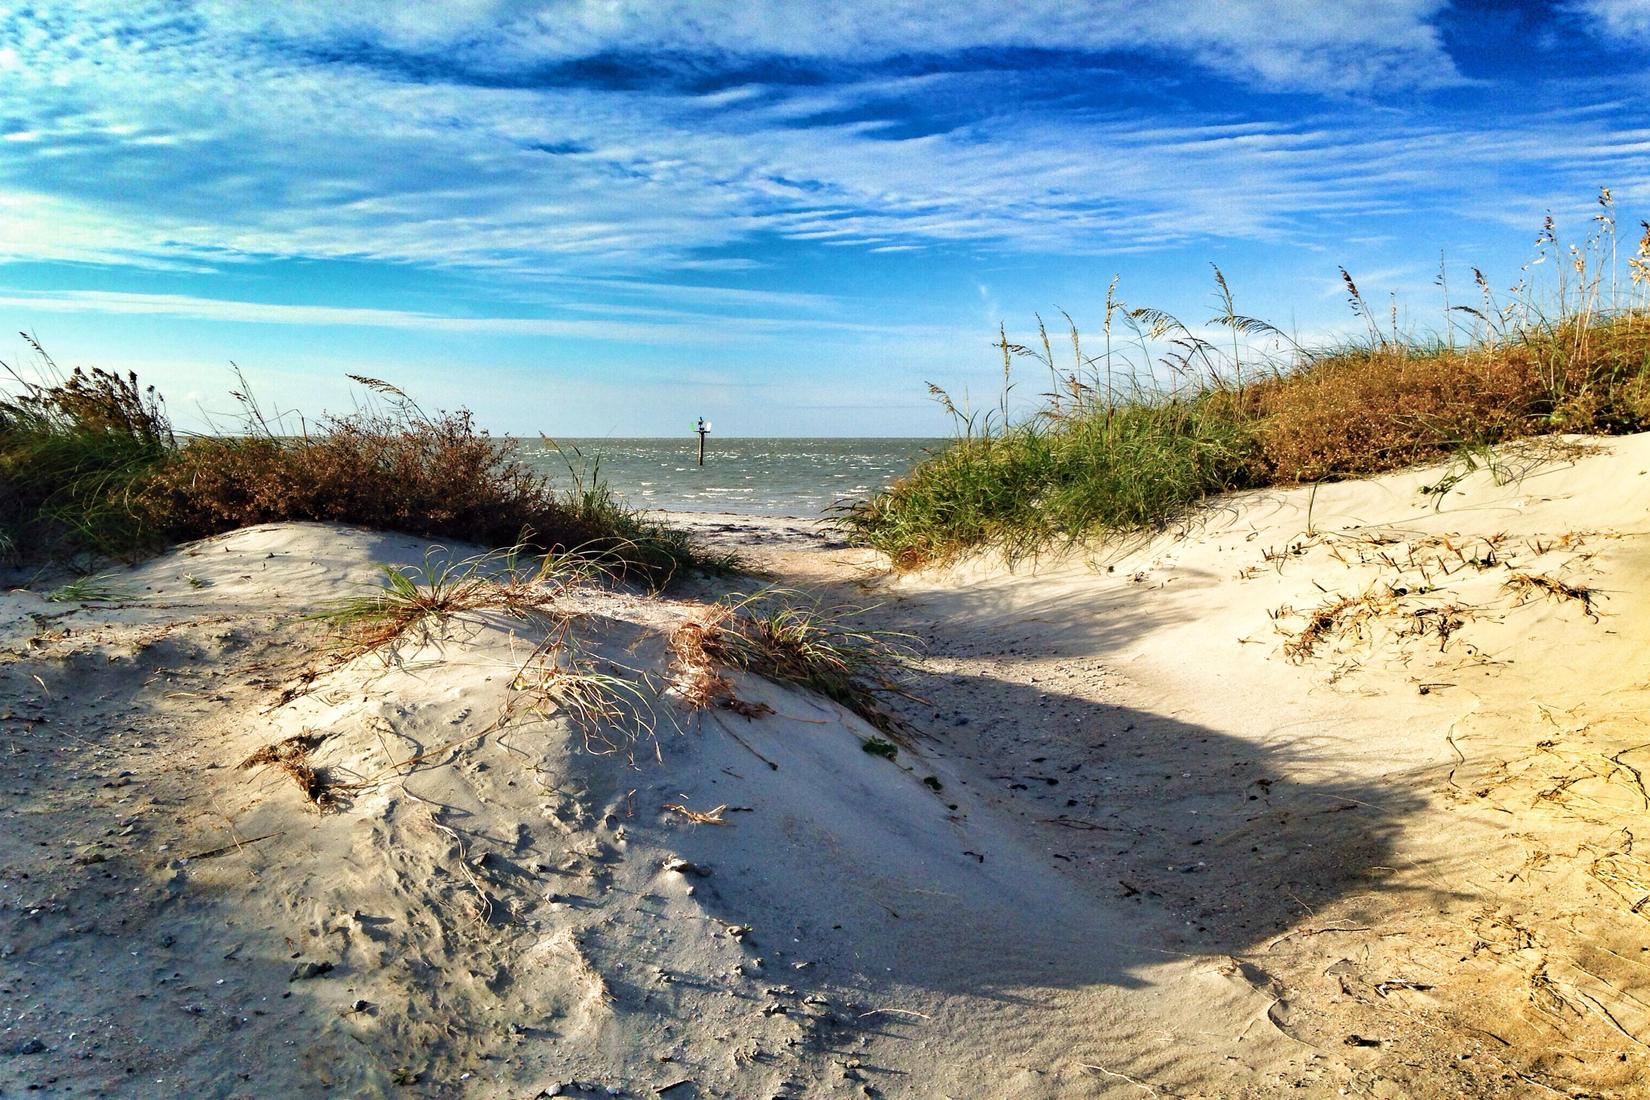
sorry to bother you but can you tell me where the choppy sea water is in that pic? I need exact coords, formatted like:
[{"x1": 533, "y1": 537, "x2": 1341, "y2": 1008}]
[{"x1": 516, "y1": 438, "x2": 943, "y2": 517}]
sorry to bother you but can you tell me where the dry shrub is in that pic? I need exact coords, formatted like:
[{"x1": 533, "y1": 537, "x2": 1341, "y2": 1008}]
[
  {"x1": 135, "y1": 387, "x2": 725, "y2": 583},
  {"x1": 0, "y1": 354, "x2": 633, "y2": 566},
  {"x1": 1253, "y1": 346, "x2": 1545, "y2": 483},
  {"x1": 143, "y1": 407, "x2": 579, "y2": 551},
  {"x1": 1255, "y1": 315, "x2": 1650, "y2": 484}
]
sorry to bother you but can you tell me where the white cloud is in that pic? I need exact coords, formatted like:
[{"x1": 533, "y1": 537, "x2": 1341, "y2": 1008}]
[
  {"x1": 0, "y1": 288, "x2": 957, "y2": 346},
  {"x1": 1569, "y1": 0, "x2": 1650, "y2": 40},
  {"x1": 199, "y1": 1, "x2": 1460, "y2": 94}
]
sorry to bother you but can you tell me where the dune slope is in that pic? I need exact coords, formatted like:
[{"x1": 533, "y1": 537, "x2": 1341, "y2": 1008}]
[
  {"x1": 860, "y1": 433, "x2": 1650, "y2": 1097},
  {"x1": 1, "y1": 524, "x2": 1298, "y2": 1098}
]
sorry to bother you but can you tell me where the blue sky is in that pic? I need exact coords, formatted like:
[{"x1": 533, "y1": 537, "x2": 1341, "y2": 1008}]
[{"x1": 2, "y1": 1, "x2": 1648, "y2": 436}]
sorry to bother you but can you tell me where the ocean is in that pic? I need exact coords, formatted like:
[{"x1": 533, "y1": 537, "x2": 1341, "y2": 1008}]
[{"x1": 517, "y1": 437, "x2": 943, "y2": 517}]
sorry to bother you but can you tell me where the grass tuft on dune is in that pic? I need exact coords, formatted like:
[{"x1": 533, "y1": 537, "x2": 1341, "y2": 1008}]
[{"x1": 843, "y1": 195, "x2": 1650, "y2": 569}]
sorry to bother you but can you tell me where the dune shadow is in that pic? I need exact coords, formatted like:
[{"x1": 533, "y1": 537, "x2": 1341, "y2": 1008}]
[
  {"x1": 654, "y1": 673, "x2": 1440, "y2": 1012},
  {"x1": 645, "y1": 553, "x2": 1449, "y2": 1011}
]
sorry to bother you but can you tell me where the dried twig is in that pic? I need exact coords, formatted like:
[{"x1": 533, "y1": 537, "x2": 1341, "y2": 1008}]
[
  {"x1": 1078, "y1": 1062, "x2": 1160, "y2": 1097},
  {"x1": 663, "y1": 802, "x2": 730, "y2": 826}
]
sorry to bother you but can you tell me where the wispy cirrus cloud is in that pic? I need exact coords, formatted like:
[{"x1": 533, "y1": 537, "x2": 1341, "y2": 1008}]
[
  {"x1": 0, "y1": 288, "x2": 955, "y2": 346},
  {"x1": 0, "y1": 1, "x2": 1641, "y2": 291},
  {"x1": 0, "y1": 2, "x2": 1466, "y2": 281},
  {"x1": 201, "y1": 1, "x2": 1461, "y2": 94}
]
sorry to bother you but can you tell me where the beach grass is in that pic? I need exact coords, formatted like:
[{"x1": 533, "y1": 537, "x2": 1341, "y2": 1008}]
[
  {"x1": 45, "y1": 573, "x2": 139, "y2": 604},
  {"x1": 311, "y1": 545, "x2": 604, "y2": 656},
  {"x1": 0, "y1": 341, "x2": 176, "y2": 561},
  {"x1": 843, "y1": 194, "x2": 1650, "y2": 568},
  {"x1": 0, "y1": 363, "x2": 726, "y2": 583}
]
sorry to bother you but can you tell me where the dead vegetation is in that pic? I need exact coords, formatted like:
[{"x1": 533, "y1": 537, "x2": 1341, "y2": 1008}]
[
  {"x1": 662, "y1": 802, "x2": 731, "y2": 826},
  {"x1": 667, "y1": 612, "x2": 776, "y2": 720},
  {"x1": 667, "y1": 589, "x2": 914, "y2": 735},
  {"x1": 1415, "y1": 698, "x2": 1650, "y2": 1085},
  {"x1": 512, "y1": 636, "x2": 659, "y2": 759},
  {"x1": 1270, "y1": 528, "x2": 1604, "y2": 669},
  {"x1": 1504, "y1": 571, "x2": 1599, "y2": 620},
  {"x1": 307, "y1": 545, "x2": 667, "y2": 758},
  {"x1": 1587, "y1": 839, "x2": 1650, "y2": 921},
  {"x1": 1280, "y1": 592, "x2": 1381, "y2": 663},
  {"x1": 1277, "y1": 587, "x2": 1476, "y2": 664},
  {"x1": 240, "y1": 731, "x2": 348, "y2": 811},
  {"x1": 308, "y1": 561, "x2": 918, "y2": 773}
]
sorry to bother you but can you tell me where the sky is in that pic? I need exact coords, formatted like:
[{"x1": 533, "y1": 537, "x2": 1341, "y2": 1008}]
[{"x1": 1, "y1": 0, "x2": 1648, "y2": 436}]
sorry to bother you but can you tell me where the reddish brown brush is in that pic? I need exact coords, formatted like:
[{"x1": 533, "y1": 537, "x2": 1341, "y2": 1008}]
[
  {"x1": 240, "y1": 731, "x2": 346, "y2": 811},
  {"x1": 142, "y1": 407, "x2": 579, "y2": 551},
  {"x1": 667, "y1": 610, "x2": 774, "y2": 720},
  {"x1": 1250, "y1": 345, "x2": 1549, "y2": 482},
  {"x1": 667, "y1": 592, "x2": 912, "y2": 733}
]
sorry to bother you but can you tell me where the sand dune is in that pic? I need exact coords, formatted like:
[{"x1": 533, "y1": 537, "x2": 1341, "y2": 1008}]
[
  {"x1": 861, "y1": 434, "x2": 1650, "y2": 1097},
  {"x1": 4, "y1": 435, "x2": 1649, "y2": 1097}
]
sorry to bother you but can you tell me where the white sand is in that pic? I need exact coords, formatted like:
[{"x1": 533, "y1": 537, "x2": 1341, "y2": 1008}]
[{"x1": 3, "y1": 436, "x2": 1648, "y2": 1097}]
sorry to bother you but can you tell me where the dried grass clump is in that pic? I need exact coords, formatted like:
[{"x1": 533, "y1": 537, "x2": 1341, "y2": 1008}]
[
  {"x1": 512, "y1": 640, "x2": 658, "y2": 758},
  {"x1": 1504, "y1": 572, "x2": 1599, "y2": 620},
  {"x1": 240, "y1": 731, "x2": 346, "y2": 811},
  {"x1": 669, "y1": 590, "x2": 912, "y2": 734},
  {"x1": 1280, "y1": 592, "x2": 1383, "y2": 663},
  {"x1": 668, "y1": 612, "x2": 775, "y2": 719},
  {"x1": 313, "y1": 546, "x2": 594, "y2": 656}
]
